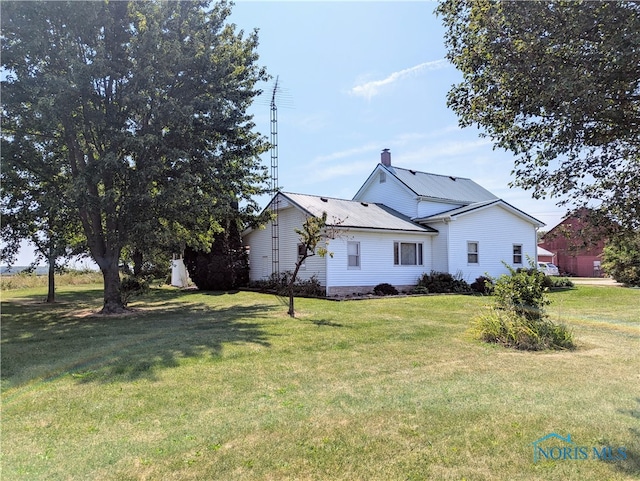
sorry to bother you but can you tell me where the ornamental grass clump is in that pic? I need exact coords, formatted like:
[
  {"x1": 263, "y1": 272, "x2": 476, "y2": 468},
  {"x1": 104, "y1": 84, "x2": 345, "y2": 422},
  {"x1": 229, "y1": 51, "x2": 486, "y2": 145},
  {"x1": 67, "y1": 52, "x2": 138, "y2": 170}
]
[{"x1": 471, "y1": 264, "x2": 575, "y2": 350}]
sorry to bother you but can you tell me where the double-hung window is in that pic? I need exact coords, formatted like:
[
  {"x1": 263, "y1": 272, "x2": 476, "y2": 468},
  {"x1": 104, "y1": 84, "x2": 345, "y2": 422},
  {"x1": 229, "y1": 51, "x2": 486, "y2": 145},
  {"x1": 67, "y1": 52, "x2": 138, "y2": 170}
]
[
  {"x1": 347, "y1": 241, "x2": 360, "y2": 268},
  {"x1": 513, "y1": 244, "x2": 523, "y2": 264},
  {"x1": 467, "y1": 241, "x2": 479, "y2": 264},
  {"x1": 394, "y1": 242, "x2": 423, "y2": 266}
]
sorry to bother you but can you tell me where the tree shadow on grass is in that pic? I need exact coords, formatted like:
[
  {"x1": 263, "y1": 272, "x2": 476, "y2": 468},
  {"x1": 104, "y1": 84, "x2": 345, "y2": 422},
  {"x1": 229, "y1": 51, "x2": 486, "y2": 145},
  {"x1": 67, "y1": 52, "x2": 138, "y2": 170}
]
[
  {"x1": 308, "y1": 319, "x2": 344, "y2": 328},
  {"x1": 1, "y1": 288, "x2": 275, "y2": 387},
  {"x1": 613, "y1": 398, "x2": 640, "y2": 478}
]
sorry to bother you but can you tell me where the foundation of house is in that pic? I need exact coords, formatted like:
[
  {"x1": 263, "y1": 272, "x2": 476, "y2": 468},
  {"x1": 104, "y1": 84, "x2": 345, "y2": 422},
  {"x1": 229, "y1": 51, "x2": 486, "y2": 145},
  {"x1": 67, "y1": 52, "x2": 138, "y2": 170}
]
[{"x1": 326, "y1": 285, "x2": 416, "y2": 298}]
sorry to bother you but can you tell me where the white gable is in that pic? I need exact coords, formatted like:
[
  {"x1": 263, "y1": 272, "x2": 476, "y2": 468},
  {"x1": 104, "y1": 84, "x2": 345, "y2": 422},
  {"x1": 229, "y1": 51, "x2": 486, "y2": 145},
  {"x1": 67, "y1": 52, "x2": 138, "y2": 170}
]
[
  {"x1": 352, "y1": 166, "x2": 419, "y2": 218},
  {"x1": 443, "y1": 203, "x2": 539, "y2": 281}
]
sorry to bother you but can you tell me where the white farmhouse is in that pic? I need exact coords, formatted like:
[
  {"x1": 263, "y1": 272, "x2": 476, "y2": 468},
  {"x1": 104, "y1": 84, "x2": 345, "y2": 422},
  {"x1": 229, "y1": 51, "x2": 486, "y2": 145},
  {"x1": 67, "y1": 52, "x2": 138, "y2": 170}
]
[{"x1": 243, "y1": 150, "x2": 544, "y2": 296}]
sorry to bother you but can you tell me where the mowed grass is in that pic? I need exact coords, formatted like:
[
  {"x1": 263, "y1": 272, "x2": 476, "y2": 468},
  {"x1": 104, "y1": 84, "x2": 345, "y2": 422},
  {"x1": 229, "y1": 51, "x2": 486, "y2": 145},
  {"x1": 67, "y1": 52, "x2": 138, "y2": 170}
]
[{"x1": 1, "y1": 284, "x2": 639, "y2": 480}]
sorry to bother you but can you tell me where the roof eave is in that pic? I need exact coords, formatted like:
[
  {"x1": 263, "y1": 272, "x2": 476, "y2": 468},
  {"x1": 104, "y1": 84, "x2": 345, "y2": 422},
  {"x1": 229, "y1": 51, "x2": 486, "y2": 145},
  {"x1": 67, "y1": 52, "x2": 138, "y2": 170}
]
[
  {"x1": 416, "y1": 199, "x2": 545, "y2": 227},
  {"x1": 332, "y1": 226, "x2": 438, "y2": 235}
]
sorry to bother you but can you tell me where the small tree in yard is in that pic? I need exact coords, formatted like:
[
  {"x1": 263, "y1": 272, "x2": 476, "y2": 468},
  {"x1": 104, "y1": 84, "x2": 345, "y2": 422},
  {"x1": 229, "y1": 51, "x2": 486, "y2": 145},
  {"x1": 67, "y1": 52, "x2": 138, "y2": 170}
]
[
  {"x1": 493, "y1": 265, "x2": 550, "y2": 321},
  {"x1": 287, "y1": 212, "x2": 332, "y2": 317},
  {"x1": 471, "y1": 263, "x2": 575, "y2": 350}
]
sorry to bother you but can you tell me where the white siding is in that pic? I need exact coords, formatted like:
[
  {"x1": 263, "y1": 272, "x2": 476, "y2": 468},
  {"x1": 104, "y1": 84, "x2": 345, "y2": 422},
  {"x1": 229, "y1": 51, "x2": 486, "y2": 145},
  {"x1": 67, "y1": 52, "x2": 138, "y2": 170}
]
[
  {"x1": 417, "y1": 200, "x2": 463, "y2": 218},
  {"x1": 326, "y1": 231, "x2": 433, "y2": 290},
  {"x1": 244, "y1": 205, "x2": 327, "y2": 285},
  {"x1": 353, "y1": 172, "x2": 417, "y2": 218},
  {"x1": 428, "y1": 220, "x2": 449, "y2": 273},
  {"x1": 445, "y1": 205, "x2": 538, "y2": 281},
  {"x1": 244, "y1": 226, "x2": 271, "y2": 282}
]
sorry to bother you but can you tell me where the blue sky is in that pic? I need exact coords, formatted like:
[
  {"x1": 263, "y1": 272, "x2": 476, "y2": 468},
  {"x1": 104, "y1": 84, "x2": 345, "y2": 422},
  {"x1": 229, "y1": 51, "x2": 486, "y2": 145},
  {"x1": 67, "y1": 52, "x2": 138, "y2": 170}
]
[
  {"x1": 231, "y1": 1, "x2": 566, "y2": 222},
  {"x1": 10, "y1": 1, "x2": 566, "y2": 266}
]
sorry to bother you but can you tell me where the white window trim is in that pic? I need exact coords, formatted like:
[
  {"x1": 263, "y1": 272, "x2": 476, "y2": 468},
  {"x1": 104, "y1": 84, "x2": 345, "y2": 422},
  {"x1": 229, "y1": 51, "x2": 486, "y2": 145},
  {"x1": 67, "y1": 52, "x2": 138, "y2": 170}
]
[
  {"x1": 394, "y1": 241, "x2": 424, "y2": 266},
  {"x1": 347, "y1": 241, "x2": 361, "y2": 269},
  {"x1": 467, "y1": 241, "x2": 479, "y2": 264},
  {"x1": 513, "y1": 244, "x2": 523, "y2": 265}
]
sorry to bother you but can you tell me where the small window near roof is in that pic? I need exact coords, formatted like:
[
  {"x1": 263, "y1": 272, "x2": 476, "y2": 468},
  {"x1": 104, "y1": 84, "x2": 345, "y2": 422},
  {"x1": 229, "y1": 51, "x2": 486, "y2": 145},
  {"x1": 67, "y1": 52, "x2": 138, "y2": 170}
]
[
  {"x1": 513, "y1": 244, "x2": 523, "y2": 264},
  {"x1": 379, "y1": 172, "x2": 386, "y2": 183}
]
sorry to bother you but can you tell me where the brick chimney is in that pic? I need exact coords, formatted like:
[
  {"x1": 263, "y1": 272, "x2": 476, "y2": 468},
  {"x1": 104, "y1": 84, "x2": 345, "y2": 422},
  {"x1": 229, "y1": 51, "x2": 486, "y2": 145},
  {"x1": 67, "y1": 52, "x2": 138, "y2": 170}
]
[{"x1": 381, "y1": 148, "x2": 391, "y2": 167}]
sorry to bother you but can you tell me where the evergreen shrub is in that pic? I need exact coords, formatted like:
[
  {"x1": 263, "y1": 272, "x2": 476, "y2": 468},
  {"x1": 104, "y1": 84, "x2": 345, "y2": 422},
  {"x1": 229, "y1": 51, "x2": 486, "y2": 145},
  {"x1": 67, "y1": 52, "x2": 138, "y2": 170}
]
[{"x1": 373, "y1": 283, "x2": 398, "y2": 296}]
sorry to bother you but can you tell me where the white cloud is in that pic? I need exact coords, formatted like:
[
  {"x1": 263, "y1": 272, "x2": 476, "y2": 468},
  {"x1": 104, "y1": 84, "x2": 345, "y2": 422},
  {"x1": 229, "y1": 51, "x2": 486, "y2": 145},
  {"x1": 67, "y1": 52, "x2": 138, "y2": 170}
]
[
  {"x1": 307, "y1": 160, "x2": 374, "y2": 183},
  {"x1": 350, "y1": 59, "x2": 449, "y2": 100},
  {"x1": 312, "y1": 143, "x2": 380, "y2": 164}
]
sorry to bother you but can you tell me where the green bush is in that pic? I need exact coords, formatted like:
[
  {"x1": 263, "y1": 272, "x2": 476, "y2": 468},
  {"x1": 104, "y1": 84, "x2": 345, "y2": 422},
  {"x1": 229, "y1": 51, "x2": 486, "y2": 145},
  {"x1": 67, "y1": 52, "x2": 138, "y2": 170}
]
[
  {"x1": 494, "y1": 265, "x2": 549, "y2": 320},
  {"x1": 470, "y1": 275, "x2": 494, "y2": 294},
  {"x1": 471, "y1": 263, "x2": 575, "y2": 351},
  {"x1": 471, "y1": 308, "x2": 575, "y2": 350},
  {"x1": 249, "y1": 271, "x2": 324, "y2": 297},
  {"x1": 120, "y1": 276, "x2": 149, "y2": 306},
  {"x1": 602, "y1": 231, "x2": 640, "y2": 286},
  {"x1": 417, "y1": 271, "x2": 471, "y2": 293},
  {"x1": 411, "y1": 286, "x2": 429, "y2": 295},
  {"x1": 548, "y1": 277, "x2": 574, "y2": 288},
  {"x1": 373, "y1": 283, "x2": 398, "y2": 296}
]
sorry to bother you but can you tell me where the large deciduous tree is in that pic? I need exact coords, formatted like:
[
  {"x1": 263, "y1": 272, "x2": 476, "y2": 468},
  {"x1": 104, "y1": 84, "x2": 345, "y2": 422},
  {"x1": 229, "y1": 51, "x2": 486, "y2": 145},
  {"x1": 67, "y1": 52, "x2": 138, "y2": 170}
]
[
  {"x1": 1, "y1": 1, "x2": 269, "y2": 312},
  {"x1": 437, "y1": 0, "x2": 640, "y2": 231},
  {"x1": 1, "y1": 137, "x2": 84, "y2": 303}
]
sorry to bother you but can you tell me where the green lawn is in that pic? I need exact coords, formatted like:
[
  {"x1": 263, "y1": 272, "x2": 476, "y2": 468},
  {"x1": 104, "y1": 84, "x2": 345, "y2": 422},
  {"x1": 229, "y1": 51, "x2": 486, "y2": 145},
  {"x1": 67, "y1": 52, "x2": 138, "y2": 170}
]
[{"x1": 2, "y1": 284, "x2": 639, "y2": 480}]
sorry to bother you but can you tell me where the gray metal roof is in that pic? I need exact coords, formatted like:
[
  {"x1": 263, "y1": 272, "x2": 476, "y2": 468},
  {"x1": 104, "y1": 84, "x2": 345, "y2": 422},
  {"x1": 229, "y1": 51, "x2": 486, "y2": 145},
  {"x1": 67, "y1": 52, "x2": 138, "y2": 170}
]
[
  {"x1": 416, "y1": 199, "x2": 545, "y2": 227},
  {"x1": 385, "y1": 166, "x2": 498, "y2": 204},
  {"x1": 279, "y1": 192, "x2": 437, "y2": 233}
]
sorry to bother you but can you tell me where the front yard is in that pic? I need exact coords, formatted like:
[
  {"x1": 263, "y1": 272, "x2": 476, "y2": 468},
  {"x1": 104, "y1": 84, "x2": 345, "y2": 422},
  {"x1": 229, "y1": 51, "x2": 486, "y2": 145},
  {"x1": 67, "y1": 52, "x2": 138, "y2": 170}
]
[{"x1": 2, "y1": 284, "x2": 639, "y2": 480}]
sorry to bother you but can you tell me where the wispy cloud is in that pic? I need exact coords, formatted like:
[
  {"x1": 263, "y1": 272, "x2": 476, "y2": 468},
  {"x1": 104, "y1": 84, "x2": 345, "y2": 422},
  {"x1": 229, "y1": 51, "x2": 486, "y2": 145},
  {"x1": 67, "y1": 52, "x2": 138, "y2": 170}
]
[
  {"x1": 312, "y1": 143, "x2": 380, "y2": 164},
  {"x1": 349, "y1": 59, "x2": 449, "y2": 100}
]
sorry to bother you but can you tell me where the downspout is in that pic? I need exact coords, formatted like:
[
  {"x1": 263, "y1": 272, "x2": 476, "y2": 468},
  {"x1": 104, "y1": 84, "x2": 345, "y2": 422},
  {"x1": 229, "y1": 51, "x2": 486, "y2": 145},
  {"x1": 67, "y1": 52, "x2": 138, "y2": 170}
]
[
  {"x1": 325, "y1": 251, "x2": 330, "y2": 297},
  {"x1": 443, "y1": 217, "x2": 451, "y2": 274}
]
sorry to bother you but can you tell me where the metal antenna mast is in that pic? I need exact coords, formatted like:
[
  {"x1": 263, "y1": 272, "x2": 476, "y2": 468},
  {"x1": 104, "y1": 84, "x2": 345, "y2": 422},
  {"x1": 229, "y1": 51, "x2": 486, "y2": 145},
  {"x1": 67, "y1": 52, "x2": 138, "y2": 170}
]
[{"x1": 270, "y1": 76, "x2": 280, "y2": 276}]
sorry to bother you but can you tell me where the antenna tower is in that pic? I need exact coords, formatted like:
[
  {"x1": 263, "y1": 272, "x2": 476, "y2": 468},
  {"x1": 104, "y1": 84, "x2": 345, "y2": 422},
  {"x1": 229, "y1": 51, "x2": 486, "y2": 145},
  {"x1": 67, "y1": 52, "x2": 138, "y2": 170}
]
[{"x1": 270, "y1": 77, "x2": 280, "y2": 276}]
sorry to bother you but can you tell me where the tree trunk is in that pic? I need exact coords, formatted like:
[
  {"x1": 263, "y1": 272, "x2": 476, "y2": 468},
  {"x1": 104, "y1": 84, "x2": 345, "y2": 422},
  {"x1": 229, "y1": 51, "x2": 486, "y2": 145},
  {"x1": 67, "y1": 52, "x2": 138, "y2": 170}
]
[
  {"x1": 46, "y1": 257, "x2": 56, "y2": 303},
  {"x1": 132, "y1": 250, "x2": 143, "y2": 277},
  {"x1": 287, "y1": 258, "x2": 306, "y2": 317},
  {"x1": 288, "y1": 288, "x2": 295, "y2": 317},
  {"x1": 100, "y1": 256, "x2": 126, "y2": 314}
]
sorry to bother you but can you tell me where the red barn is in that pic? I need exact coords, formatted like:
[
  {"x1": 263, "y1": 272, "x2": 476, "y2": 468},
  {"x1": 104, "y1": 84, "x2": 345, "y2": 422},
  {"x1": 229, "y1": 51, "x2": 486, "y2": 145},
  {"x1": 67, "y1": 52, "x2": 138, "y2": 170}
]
[{"x1": 538, "y1": 212, "x2": 607, "y2": 277}]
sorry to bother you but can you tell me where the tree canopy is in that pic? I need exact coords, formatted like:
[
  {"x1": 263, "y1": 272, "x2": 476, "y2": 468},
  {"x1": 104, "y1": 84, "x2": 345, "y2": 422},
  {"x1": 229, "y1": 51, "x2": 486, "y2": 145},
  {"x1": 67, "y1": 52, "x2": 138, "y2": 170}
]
[
  {"x1": 1, "y1": 135, "x2": 84, "y2": 302},
  {"x1": 437, "y1": 0, "x2": 640, "y2": 231},
  {"x1": 602, "y1": 230, "x2": 640, "y2": 286},
  {"x1": 1, "y1": 1, "x2": 270, "y2": 312}
]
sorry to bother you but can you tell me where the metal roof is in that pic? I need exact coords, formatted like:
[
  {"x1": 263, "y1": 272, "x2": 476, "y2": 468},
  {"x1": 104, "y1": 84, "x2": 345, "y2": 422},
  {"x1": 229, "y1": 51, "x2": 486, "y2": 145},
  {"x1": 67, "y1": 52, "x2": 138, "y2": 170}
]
[
  {"x1": 278, "y1": 192, "x2": 437, "y2": 233},
  {"x1": 385, "y1": 166, "x2": 498, "y2": 204},
  {"x1": 415, "y1": 199, "x2": 545, "y2": 227}
]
